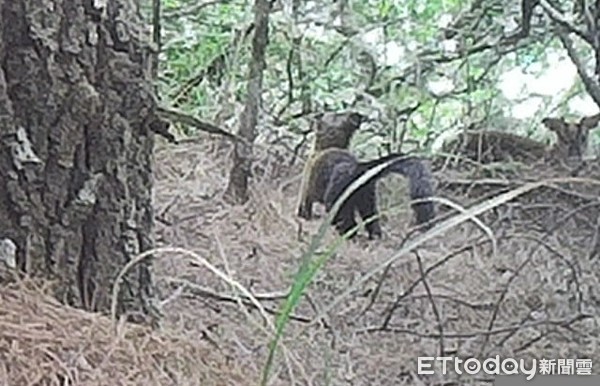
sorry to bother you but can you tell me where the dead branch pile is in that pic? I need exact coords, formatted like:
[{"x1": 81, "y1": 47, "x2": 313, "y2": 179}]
[{"x1": 0, "y1": 280, "x2": 246, "y2": 386}]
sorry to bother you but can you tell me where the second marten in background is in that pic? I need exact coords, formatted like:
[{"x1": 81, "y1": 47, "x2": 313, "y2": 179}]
[
  {"x1": 440, "y1": 114, "x2": 600, "y2": 164},
  {"x1": 542, "y1": 114, "x2": 600, "y2": 161},
  {"x1": 297, "y1": 111, "x2": 435, "y2": 239}
]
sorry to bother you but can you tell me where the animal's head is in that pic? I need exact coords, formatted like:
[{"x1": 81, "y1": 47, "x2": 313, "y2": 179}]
[
  {"x1": 312, "y1": 111, "x2": 368, "y2": 149},
  {"x1": 317, "y1": 111, "x2": 367, "y2": 133},
  {"x1": 542, "y1": 113, "x2": 600, "y2": 159}
]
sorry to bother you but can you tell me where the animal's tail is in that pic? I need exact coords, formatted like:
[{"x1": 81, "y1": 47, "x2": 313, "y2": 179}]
[{"x1": 355, "y1": 153, "x2": 436, "y2": 225}]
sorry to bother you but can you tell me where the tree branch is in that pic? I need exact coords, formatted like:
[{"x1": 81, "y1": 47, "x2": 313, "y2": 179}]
[
  {"x1": 539, "y1": 0, "x2": 592, "y2": 45},
  {"x1": 556, "y1": 31, "x2": 600, "y2": 108}
]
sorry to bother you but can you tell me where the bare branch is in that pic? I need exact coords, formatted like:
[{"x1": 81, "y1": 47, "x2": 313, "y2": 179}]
[
  {"x1": 556, "y1": 31, "x2": 600, "y2": 107},
  {"x1": 157, "y1": 105, "x2": 239, "y2": 140},
  {"x1": 503, "y1": 0, "x2": 540, "y2": 43},
  {"x1": 539, "y1": 0, "x2": 592, "y2": 44},
  {"x1": 163, "y1": 0, "x2": 232, "y2": 19}
]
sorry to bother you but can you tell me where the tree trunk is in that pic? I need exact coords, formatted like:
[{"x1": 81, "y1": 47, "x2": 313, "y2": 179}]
[
  {"x1": 0, "y1": 0, "x2": 159, "y2": 323},
  {"x1": 224, "y1": 0, "x2": 272, "y2": 203}
]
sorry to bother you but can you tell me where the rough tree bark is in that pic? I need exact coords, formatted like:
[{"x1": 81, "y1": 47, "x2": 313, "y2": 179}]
[
  {"x1": 0, "y1": 0, "x2": 159, "y2": 323},
  {"x1": 224, "y1": 0, "x2": 272, "y2": 203}
]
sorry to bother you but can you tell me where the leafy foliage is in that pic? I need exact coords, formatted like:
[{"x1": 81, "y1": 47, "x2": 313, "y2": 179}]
[{"x1": 151, "y1": 0, "x2": 600, "y2": 154}]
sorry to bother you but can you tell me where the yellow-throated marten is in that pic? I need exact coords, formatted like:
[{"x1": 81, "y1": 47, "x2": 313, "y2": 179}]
[{"x1": 297, "y1": 112, "x2": 435, "y2": 238}]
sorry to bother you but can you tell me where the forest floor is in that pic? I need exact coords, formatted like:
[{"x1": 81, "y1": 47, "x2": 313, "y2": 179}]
[
  {"x1": 150, "y1": 135, "x2": 600, "y2": 385},
  {"x1": 2, "y1": 133, "x2": 598, "y2": 386}
]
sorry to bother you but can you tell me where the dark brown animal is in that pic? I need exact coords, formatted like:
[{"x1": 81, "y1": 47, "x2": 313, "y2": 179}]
[
  {"x1": 296, "y1": 111, "x2": 366, "y2": 219},
  {"x1": 302, "y1": 148, "x2": 435, "y2": 238},
  {"x1": 297, "y1": 112, "x2": 435, "y2": 239}
]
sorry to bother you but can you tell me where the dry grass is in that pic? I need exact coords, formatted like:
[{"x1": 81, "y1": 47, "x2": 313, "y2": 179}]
[
  {"x1": 0, "y1": 279, "x2": 248, "y2": 386},
  {"x1": 151, "y1": 137, "x2": 600, "y2": 384},
  {"x1": 3, "y1": 134, "x2": 600, "y2": 385}
]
